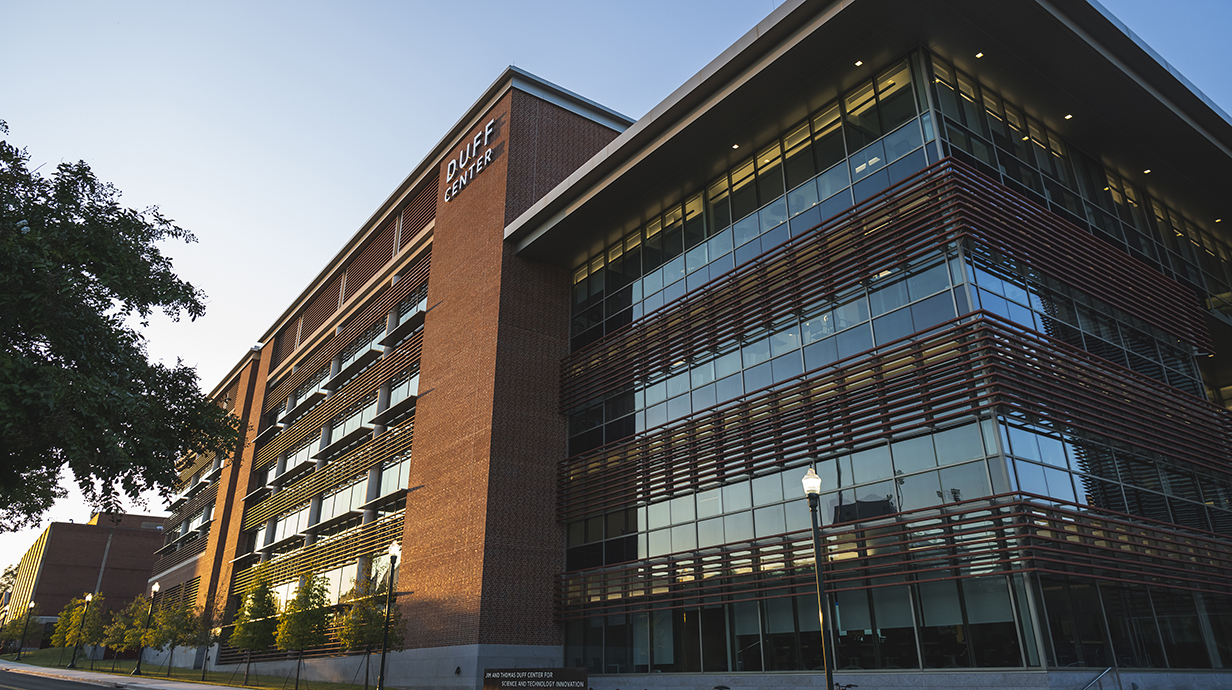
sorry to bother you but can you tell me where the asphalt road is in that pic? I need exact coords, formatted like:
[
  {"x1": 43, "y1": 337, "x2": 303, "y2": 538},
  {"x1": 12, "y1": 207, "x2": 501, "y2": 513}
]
[{"x1": 0, "y1": 670, "x2": 107, "y2": 690}]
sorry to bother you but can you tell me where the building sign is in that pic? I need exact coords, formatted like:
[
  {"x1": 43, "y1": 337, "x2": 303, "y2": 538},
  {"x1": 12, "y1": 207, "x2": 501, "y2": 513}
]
[
  {"x1": 444, "y1": 118, "x2": 498, "y2": 203},
  {"x1": 482, "y1": 668, "x2": 587, "y2": 689}
]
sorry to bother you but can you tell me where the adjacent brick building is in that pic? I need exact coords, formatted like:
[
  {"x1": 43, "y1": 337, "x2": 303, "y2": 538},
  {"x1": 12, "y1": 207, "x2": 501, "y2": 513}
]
[{"x1": 2, "y1": 513, "x2": 163, "y2": 650}]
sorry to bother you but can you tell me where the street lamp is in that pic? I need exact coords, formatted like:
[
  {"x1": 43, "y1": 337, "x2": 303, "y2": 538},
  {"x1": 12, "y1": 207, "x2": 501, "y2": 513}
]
[
  {"x1": 802, "y1": 467, "x2": 836, "y2": 690},
  {"x1": 377, "y1": 541, "x2": 401, "y2": 690},
  {"x1": 132, "y1": 582, "x2": 160, "y2": 676},
  {"x1": 15, "y1": 601, "x2": 35, "y2": 661},
  {"x1": 66, "y1": 593, "x2": 92, "y2": 669}
]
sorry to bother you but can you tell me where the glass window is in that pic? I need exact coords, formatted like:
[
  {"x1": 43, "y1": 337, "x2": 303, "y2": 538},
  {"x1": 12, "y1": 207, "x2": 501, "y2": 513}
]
[
  {"x1": 817, "y1": 161, "x2": 850, "y2": 201},
  {"x1": 730, "y1": 158, "x2": 758, "y2": 220},
  {"x1": 836, "y1": 325, "x2": 873, "y2": 359},
  {"x1": 723, "y1": 511, "x2": 754, "y2": 542},
  {"x1": 896, "y1": 470, "x2": 941, "y2": 511},
  {"x1": 723, "y1": 482, "x2": 752, "y2": 511},
  {"x1": 892, "y1": 434, "x2": 937, "y2": 474},
  {"x1": 876, "y1": 61, "x2": 916, "y2": 130},
  {"x1": 907, "y1": 261, "x2": 950, "y2": 300},
  {"x1": 850, "y1": 139, "x2": 886, "y2": 182},
  {"x1": 803, "y1": 337, "x2": 838, "y2": 370},
  {"x1": 934, "y1": 423, "x2": 985, "y2": 465},
  {"x1": 883, "y1": 119, "x2": 923, "y2": 162},
  {"x1": 938, "y1": 461, "x2": 991, "y2": 503},
  {"x1": 801, "y1": 309, "x2": 835, "y2": 344},
  {"x1": 784, "y1": 119, "x2": 817, "y2": 190},
  {"x1": 851, "y1": 445, "x2": 893, "y2": 485},
  {"x1": 843, "y1": 80, "x2": 881, "y2": 150},
  {"x1": 788, "y1": 175, "x2": 819, "y2": 217},
  {"x1": 869, "y1": 277, "x2": 910, "y2": 316},
  {"x1": 834, "y1": 290, "x2": 869, "y2": 330},
  {"x1": 752, "y1": 473, "x2": 784, "y2": 506},
  {"x1": 873, "y1": 307, "x2": 914, "y2": 344},
  {"x1": 754, "y1": 504, "x2": 786, "y2": 537},
  {"x1": 910, "y1": 292, "x2": 956, "y2": 331},
  {"x1": 670, "y1": 494, "x2": 695, "y2": 524}
]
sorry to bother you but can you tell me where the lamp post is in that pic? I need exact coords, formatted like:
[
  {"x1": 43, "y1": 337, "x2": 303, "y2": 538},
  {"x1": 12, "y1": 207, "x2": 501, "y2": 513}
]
[
  {"x1": 802, "y1": 467, "x2": 836, "y2": 690},
  {"x1": 377, "y1": 541, "x2": 401, "y2": 690},
  {"x1": 15, "y1": 601, "x2": 35, "y2": 661},
  {"x1": 132, "y1": 582, "x2": 160, "y2": 676},
  {"x1": 66, "y1": 594, "x2": 92, "y2": 669}
]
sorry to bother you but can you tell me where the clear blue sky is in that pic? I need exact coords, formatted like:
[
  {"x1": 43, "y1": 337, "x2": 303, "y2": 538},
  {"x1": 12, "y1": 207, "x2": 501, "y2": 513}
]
[{"x1": 1, "y1": 0, "x2": 1228, "y2": 564}]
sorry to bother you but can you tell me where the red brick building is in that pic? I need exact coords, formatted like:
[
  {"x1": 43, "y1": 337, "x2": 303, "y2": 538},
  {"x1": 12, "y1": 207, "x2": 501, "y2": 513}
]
[
  {"x1": 3, "y1": 513, "x2": 164, "y2": 650},
  {"x1": 147, "y1": 68, "x2": 630, "y2": 683}
]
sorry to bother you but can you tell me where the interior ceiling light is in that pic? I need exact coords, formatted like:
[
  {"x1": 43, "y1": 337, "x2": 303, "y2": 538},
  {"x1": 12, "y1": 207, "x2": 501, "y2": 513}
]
[
  {"x1": 1217, "y1": 218, "x2": 1223, "y2": 223},
  {"x1": 731, "y1": 144, "x2": 739, "y2": 149},
  {"x1": 1064, "y1": 114, "x2": 1073, "y2": 120},
  {"x1": 1143, "y1": 169, "x2": 1152, "y2": 174},
  {"x1": 1022, "y1": 136, "x2": 1030, "y2": 141},
  {"x1": 855, "y1": 60, "x2": 863, "y2": 66},
  {"x1": 976, "y1": 52, "x2": 984, "y2": 58}
]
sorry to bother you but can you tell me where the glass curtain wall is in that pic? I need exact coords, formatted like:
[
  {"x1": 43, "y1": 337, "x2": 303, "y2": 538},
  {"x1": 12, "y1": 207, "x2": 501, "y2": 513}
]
[
  {"x1": 561, "y1": 48, "x2": 1232, "y2": 675},
  {"x1": 928, "y1": 53, "x2": 1232, "y2": 328}
]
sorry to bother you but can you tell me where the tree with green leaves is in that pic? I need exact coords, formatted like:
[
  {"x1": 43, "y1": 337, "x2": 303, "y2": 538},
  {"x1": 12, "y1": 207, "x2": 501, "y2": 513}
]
[
  {"x1": 0, "y1": 563, "x2": 16, "y2": 595},
  {"x1": 78, "y1": 595, "x2": 105, "y2": 669},
  {"x1": 54, "y1": 594, "x2": 102, "y2": 668},
  {"x1": 0, "y1": 119, "x2": 243, "y2": 532},
  {"x1": 230, "y1": 573, "x2": 278, "y2": 685},
  {"x1": 276, "y1": 574, "x2": 329, "y2": 690},
  {"x1": 1, "y1": 603, "x2": 40, "y2": 653},
  {"x1": 337, "y1": 565, "x2": 405, "y2": 690},
  {"x1": 51, "y1": 599, "x2": 78, "y2": 666},
  {"x1": 140, "y1": 600, "x2": 174, "y2": 674},
  {"x1": 104, "y1": 596, "x2": 146, "y2": 671},
  {"x1": 190, "y1": 599, "x2": 226, "y2": 681},
  {"x1": 152, "y1": 600, "x2": 198, "y2": 677}
]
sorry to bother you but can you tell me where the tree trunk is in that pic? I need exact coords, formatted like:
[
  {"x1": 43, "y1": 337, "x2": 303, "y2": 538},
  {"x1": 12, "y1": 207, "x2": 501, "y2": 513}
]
[
  {"x1": 167, "y1": 645, "x2": 174, "y2": 677},
  {"x1": 363, "y1": 648, "x2": 371, "y2": 690},
  {"x1": 201, "y1": 648, "x2": 209, "y2": 681},
  {"x1": 244, "y1": 649, "x2": 251, "y2": 686},
  {"x1": 293, "y1": 650, "x2": 302, "y2": 690}
]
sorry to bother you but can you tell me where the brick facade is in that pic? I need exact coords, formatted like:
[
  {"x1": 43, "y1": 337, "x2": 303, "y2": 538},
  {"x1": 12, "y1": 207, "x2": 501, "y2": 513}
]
[
  {"x1": 5, "y1": 515, "x2": 163, "y2": 628},
  {"x1": 151, "y1": 73, "x2": 627, "y2": 678}
]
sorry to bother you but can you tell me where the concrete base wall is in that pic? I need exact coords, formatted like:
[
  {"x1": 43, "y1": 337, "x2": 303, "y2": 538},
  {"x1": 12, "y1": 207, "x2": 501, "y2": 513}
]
[
  {"x1": 194, "y1": 643, "x2": 1232, "y2": 690},
  {"x1": 209, "y1": 644, "x2": 561, "y2": 690},
  {"x1": 139, "y1": 643, "x2": 208, "y2": 671},
  {"x1": 588, "y1": 669, "x2": 1232, "y2": 690}
]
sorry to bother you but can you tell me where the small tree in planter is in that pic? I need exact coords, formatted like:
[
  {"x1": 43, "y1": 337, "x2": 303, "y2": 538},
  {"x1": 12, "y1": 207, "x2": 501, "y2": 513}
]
[
  {"x1": 79, "y1": 595, "x2": 105, "y2": 669},
  {"x1": 104, "y1": 596, "x2": 146, "y2": 671},
  {"x1": 51, "y1": 599, "x2": 81, "y2": 666},
  {"x1": 154, "y1": 600, "x2": 199, "y2": 677},
  {"x1": 191, "y1": 599, "x2": 226, "y2": 681},
  {"x1": 231, "y1": 574, "x2": 278, "y2": 685},
  {"x1": 141, "y1": 599, "x2": 176, "y2": 675},
  {"x1": 275, "y1": 574, "x2": 329, "y2": 690},
  {"x1": 337, "y1": 565, "x2": 405, "y2": 690},
  {"x1": 1, "y1": 603, "x2": 41, "y2": 655}
]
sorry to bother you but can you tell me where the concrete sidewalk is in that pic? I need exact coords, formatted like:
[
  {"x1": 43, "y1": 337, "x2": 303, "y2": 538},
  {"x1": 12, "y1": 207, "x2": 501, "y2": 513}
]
[{"x1": 0, "y1": 659, "x2": 240, "y2": 690}]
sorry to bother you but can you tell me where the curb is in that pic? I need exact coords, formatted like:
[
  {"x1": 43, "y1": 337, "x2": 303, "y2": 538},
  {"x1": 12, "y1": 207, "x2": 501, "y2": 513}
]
[
  {"x1": 0, "y1": 662, "x2": 233, "y2": 690},
  {"x1": 0, "y1": 663, "x2": 125, "y2": 688}
]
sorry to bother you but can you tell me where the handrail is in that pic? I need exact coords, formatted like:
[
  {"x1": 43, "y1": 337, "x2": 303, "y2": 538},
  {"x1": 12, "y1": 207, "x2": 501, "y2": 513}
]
[{"x1": 1078, "y1": 667, "x2": 1122, "y2": 690}]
